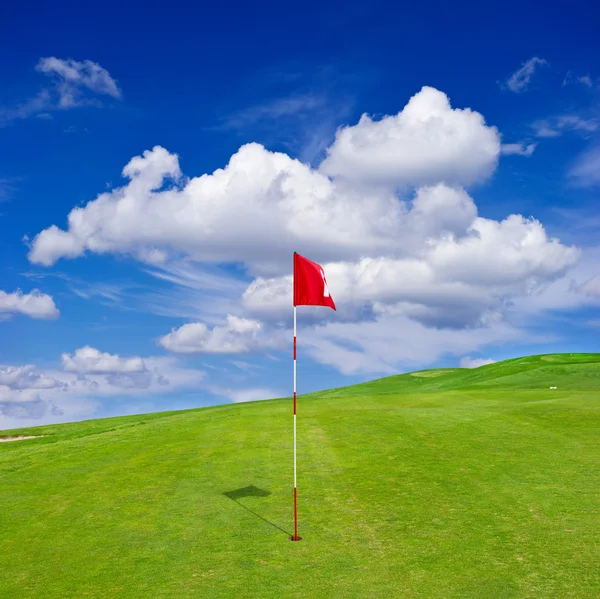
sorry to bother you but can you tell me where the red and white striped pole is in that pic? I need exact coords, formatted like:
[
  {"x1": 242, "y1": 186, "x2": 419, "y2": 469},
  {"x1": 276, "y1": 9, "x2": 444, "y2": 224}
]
[{"x1": 291, "y1": 305, "x2": 301, "y2": 541}]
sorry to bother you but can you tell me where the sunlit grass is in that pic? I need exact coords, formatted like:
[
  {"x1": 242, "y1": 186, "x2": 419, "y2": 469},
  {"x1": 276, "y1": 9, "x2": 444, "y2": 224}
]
[{"x1": 1, "y1": 353, "x2": 599, "y2": 598}]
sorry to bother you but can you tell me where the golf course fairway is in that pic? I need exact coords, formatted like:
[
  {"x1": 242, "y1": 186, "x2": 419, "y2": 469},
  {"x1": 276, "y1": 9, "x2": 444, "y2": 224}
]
[{"x1": 1, "y1": 353, "x2": 599, "y2": 598}]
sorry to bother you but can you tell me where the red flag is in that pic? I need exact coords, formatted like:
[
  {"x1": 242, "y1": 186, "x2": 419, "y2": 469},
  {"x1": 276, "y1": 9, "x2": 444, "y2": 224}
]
[{"x1": 293, "y1": 252, "x2": 336, "y2": 310}]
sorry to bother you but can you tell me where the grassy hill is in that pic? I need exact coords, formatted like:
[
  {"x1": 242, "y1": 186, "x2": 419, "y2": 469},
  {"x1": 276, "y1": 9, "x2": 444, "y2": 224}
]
[{"x1": 1, "y1": 353, "x2": 599, "y2": 598}]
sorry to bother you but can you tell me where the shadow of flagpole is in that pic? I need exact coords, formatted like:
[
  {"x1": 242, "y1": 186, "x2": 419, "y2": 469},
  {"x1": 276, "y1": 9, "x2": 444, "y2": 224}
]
[{"x1": 223, "y1": 486, "x2": 292, "y2": 537}]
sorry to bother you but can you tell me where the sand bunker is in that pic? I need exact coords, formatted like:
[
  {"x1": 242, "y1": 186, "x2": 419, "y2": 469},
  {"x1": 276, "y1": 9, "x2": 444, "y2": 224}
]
[{"x1": 0, "y1": 436, "x2": 43, "y2": 443}]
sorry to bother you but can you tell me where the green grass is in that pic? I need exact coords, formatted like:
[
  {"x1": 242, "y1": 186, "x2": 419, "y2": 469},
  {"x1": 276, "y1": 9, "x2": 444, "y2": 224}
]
[{"x1": 1, "y1": 353, "x2": 599, "y2": 598}]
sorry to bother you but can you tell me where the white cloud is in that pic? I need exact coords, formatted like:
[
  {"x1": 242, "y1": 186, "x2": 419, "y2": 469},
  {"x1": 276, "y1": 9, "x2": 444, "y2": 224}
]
[
  {"x1": 23, "y1": 85, "x2": 590, "y2": 379},
  {"x1": 459, "y1": 356, "x2": 496, "y2": 368},
  {"x1": 0, "y1": 355, "x2": 205, "y2": 429},
  {"x1": 300, "y1": 314, "x2": 528, "y2": 375},
  {"x1": 35, "y1": 57, "x2": 121, "y2": 107},
  {"x1": 506, "y1": 57, "x2": 548, "y2": 93},
  {"x1": 563, "y1": 71, "x2": 594, "y2": 88},
  {"x1": 28, "y1": 143, "x2": 402, "y2": 273},
  {"x1": 320, "y1": 86, "x2": 500, "y2": 187},
  {"x1": 242, "y1": 206, "x2": 580, "y2": 328},
  {"x1": 0, "y1": 365, "x2": 65, "y2": 390},
  {"x1": 237, "y1": 198, "x2": 579, "y2": 374},
  {"x1": 501, "y1": 142, "x2": 536, "y2": 156},
  {"x1": 0, "y1": 57, "x2": 120, "y2": 125},
  {"x1": 140, "y1": 261, "x2": 249, "y2": 322},
  {"x1": 555, "y1": 115, "x2": 597, "y2": 133},
  {"x1": 0, "y1": 386, "x2": 42, "y2": 404},
  {"x1": 0, "y1": 386, "x2": 51, "y2": 420},
  {"x1": 61, "y1": 346, "x2": 146, "y2": 374},
  {"x1": 505, "y1": 245, "x2": 600, "y2": 317},
  {"x1": 28, "y1": 87, "x2": 501, "y2": 272},
  {"x1": 532, "y1": 122, "x2": 561, "y2": 138},
  {"x1": 0, "y1": 289, "x2": 59, "y2": 320},
  {"x1": 581, "y1": 275, "x2": 600, "y2": 297},
  {"x1": 159, "y1": 315, "x2": 285, "y2": 354}
]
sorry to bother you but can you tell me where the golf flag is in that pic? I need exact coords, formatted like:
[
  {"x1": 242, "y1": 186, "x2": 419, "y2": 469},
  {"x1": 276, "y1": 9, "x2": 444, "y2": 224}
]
[
  {"x1": 291, "y1": 252, "x2": 336, "y2": 542},
  {"x1": 293, "y1": 252, "x2": 336, "y2": 311}
]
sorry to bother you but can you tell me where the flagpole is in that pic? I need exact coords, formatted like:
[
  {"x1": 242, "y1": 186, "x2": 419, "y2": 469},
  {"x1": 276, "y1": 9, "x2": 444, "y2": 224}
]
[{"x1": 292, "y1": 304, "x2": 301, "y2": 541}]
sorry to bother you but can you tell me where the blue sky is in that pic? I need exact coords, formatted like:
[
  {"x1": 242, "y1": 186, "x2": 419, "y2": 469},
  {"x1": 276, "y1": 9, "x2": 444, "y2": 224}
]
[{"x1": 1, "y1": 0, "x2": 600, "y2": 429}]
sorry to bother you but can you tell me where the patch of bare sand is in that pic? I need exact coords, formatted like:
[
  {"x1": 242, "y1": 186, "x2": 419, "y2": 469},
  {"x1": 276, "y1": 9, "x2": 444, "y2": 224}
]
[{"x1": 0, "y1": 435, "x2": 43, "y2": 443}]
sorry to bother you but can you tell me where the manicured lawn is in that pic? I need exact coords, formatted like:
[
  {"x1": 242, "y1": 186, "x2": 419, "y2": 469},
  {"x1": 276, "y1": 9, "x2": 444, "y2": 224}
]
[{"x1": 1, "y1": 353, "x2": 599, "y2": 598}]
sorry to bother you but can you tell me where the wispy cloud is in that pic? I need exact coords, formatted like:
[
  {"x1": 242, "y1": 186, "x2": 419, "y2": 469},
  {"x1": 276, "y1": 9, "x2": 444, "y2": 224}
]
[
  {"x1": 0, "y1": 57, "x2": 121, "y2": 126},
  {"x1": 213, "y1": 91, "x2": 354, "y2": 166},
  {"x1": 0, "y1": 177, "x2": 21, "y2": 203},
  {"x1": 501, "y1": 142, "x2": 537, "y2": 156},
  {"x1": 21, "y1": 262, "x2": 247, "y2": 323},
  {"x1": 215, "y1": 93, "x2": 326, "y2": 131},
  {"x1": 20, "y1": 270, "x2": 133, "y2": 309},
  {"x1": 36, "y1": 57, "x2": 121, "y2": 107},
  {"x1": 141, "y1": 261, "x2": 249, "y2": 323},
  {"x1": 532, "y1": 115, "x2": 598, "y2": 138},
  {"x1": 579, "y1": 75, "x2": 594, "y2": 88},
  {"x1": 208, "y1": 64, "x2": 357, "y2": 165},
  {"x1": 568, "y1": 146, "x2": 600, "y2": 187},
  {"x1": 230, "y1": 360, "x2": 264, "y2": 372},
  {"x1": 563, "y1": 71, "x2": 594, "y2": 88},
  {"x1": 505, "y1": 57, "x2": 548, "y2": 93},
  {"x1": 548, "y1": 207, "x2": 600, "y2": 244}
]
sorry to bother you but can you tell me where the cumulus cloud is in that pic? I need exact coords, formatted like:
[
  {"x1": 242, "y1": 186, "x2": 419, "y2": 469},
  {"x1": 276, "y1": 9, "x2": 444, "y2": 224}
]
[
  {"x1": 159, "y1": 315, "x2": 285, "y2": 354},
  {"x1": 28, "y1": 143, "x2": 401, "y2": 273},
  {"x1": 61, "y1": 346, "x2": 146, "y2": 374},
  {"x1": 0, "y1": 355, "x2": 205, "y2": 428},
  {"x1": 0, "y1": 365, "x2": 65, "y2": 390},
  {"x1": 28, "y1": 87, "x2": 499, "y2": 272},
  {"x1": 507, "y1": 245, "x2": 600, "y2": 318},
  {"x1": 506, "y1": 57, "x2": 548, "y2": 93},
  {"x1": 300, "y1": 314, "x2": 527, "y2": 375},
  {"x1": 459, "y1": 356, "x2": 496, "y2": 368},
  {"x1": 319, "y1": 86, "x2": 500, "y2": 187},
  {"x1": 0, "y1": 386, "x2": 52, "y2": 419},
  {"x1": 60, "y1": 347, "x2": 180, "y2": 392},
  {"x1": 242, "y1": 207, "x2": 580, "y2": 328},
  {"x1": 0, "y1": 289, "x2": 59, "y2": 320},
  {"x1": 24, "y1": 84, "x2": 587, "y2": 377}
]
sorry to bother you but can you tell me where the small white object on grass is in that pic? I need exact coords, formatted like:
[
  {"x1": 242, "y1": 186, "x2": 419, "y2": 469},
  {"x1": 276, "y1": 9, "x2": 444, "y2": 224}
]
[{"x1": 550, "y1": 386, "x2": 557, "y2": 389}]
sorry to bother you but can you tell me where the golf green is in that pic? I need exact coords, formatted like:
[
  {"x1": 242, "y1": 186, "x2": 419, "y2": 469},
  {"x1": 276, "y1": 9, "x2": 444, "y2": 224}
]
[{"x1": 1, "y1": 353, "x2": 598, "y2": 598}]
